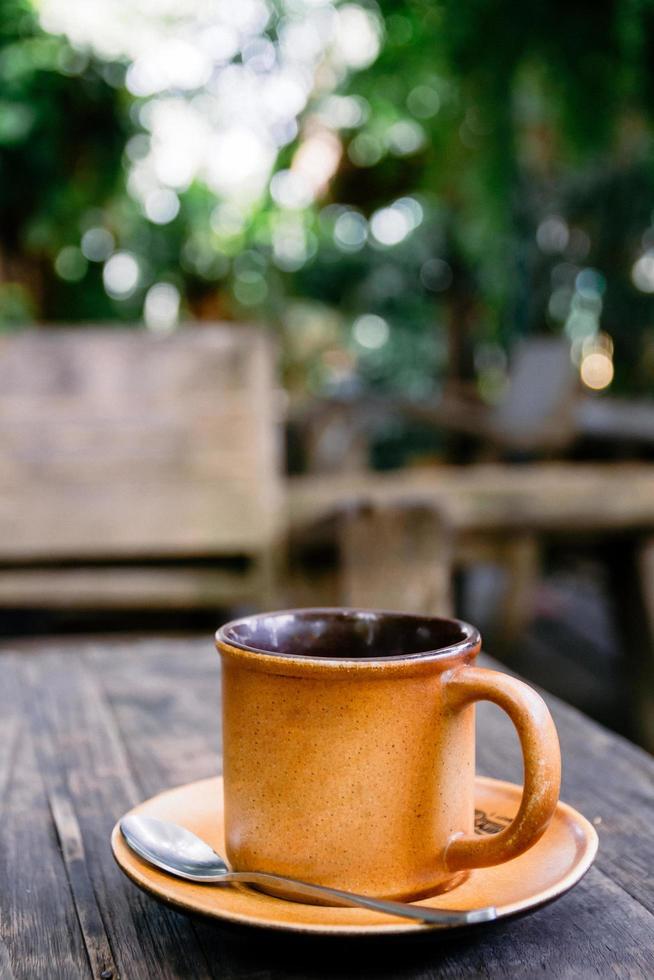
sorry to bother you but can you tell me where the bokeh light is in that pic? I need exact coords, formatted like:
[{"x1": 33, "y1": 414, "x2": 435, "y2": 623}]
[
  {"x1": 548, "y1": 287, "x2": 573, "y2": 322},
  {"x1": 103, "y1": 252, "x2": 140, "y2": 299},
  {"x1": 270, "y1": 170, "x2": 313, "y2": 210},
  {"x1": 537, "y1": 216, "x2": 569, "y2": 254},
  {"x1": 39, "y1": 0, "x2": 380, "y2": 232},
  {"x1": 211, "y1": 203, "x2": 246, "y2": 239},
  {"x1": 393, "y1": 196, "x2": 424, "y2": 229},
  {"x1": 348, "y1": 132, "x2": 383, "y2": 167},
  {"x1": 580, "y1": 350, "x2": 614, "y2": 390},
  {"x1": 370, "y1": 205, "x2": 411, "y2": 246},
  {"x1": 54, "y1": 246, "x2": 87, "y2": 282},
  {"x1": 317, "y1": 95, "x2": 368, "y2": 129},
  {"x1": 272, "y1": 215, "x2": 314, "y2": 271},
  {"x1": 81, "y1": 227, "x2": 114, "y2": 262},
  {"x1": 333, "y1": 4, "x2": 382, "y2": 70},
  {"x1": 144, "y1": 188, "x2": 180, "y2": 224},
  {"x1": 387, "y1": 120, "x2": 425, "y2": 156},
  {"x1": 353, "y1": 313, "x2": 390, "y2": 349},
  {"x1": 144, "y1": 282, "x2": 180, "y2": 331},
  {"x1": 632, "y1": 250, "x2": 654, "y2": 292},
  {"x1": 563, "y1": 266, "x2": 604, "y2": 345},
  {"x1": 291, "y1": 131, "x2": 342, "y2": 200},
  {"x1": 333, "y1": 210, "x2": 368, "y2": 251},
  {"x1": 575, "y1": 267, "x2": 606, "y2": 298},
  {"x1": 234, "y1": 271, "x2": 268, "y2": 305},
  {"x1": 421, "y1": 258, "x2": 453, "y2": 292},
  {"x1": 406, "y1": 85, "x2": 440, "y2": 119}
]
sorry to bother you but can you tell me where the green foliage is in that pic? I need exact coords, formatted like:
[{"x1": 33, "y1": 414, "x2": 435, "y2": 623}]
[
  {"x1": 0, "y1": 0, "x2": 128, "y2": 320},
  {"x1": 2, "y1": 0, "x2": 654, "y2": 396},
  {"x1": 316, "y1": 0, "x2": 654, "y2": 394}
]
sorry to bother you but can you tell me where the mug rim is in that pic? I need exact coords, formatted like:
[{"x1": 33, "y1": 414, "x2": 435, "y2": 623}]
[{"x1": 216, "y1": 607, "x2": 481, "y2": 671}]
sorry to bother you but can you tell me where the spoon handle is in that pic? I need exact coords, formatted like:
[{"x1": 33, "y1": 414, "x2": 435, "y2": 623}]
[{"x1": 223, "y1": 871, "x2": 496, "y2": 927}]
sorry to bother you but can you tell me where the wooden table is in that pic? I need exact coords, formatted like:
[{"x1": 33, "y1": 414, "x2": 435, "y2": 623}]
[
  {"x1": 289, "y1": 464, "x2": 654, "y2": 534},
  {"x1": 1, "y1": 634, "x2": 653, "y2": 979}
]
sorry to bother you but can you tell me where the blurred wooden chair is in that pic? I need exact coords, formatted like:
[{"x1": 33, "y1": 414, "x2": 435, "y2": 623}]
[
  {"x1": 0, "y1": 325, "x2": 284, "y2": 613},
  {"x1": 290, "y1": 337, "x2": 578, "y2": 473},
  {"x1": 403, "y1": 336, "x2": 578, "y2": 457},
  {"x1": 483, "y1": 336, "x2": 578, "y2": 453}
]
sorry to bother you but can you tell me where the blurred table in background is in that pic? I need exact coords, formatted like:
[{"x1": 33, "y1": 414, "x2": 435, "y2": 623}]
[
  {"x1": 290, "y1": 463, "x2": 654, "y2": 533},
  {"x1": 289, "y1": 463, "x2": 654, "y2": 749}
]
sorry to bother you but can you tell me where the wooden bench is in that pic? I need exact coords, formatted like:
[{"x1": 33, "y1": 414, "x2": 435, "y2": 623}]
[{"x1": 0, "y1": 325, "x2": 284, "y2": 611}]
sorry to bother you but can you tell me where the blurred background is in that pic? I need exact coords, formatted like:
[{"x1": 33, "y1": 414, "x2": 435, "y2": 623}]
[{"x1": 2, "y1": 0, "x2": 654, "y2": 749}]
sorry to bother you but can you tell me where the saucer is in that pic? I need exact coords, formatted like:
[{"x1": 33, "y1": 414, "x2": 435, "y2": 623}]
[{"x1": 111, "y1": 776, "x2": 597, "y2": 936}]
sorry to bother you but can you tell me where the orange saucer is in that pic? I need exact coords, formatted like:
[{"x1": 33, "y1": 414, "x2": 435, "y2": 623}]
[{"x1": 111, "y1": 777, "x2": 597, "y2": 936}]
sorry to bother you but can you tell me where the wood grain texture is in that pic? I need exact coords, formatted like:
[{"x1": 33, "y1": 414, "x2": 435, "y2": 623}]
[
  {"x1": 0, "y1": 325, "x2": 284, "y2": 563},
  {"x1": 338, "y1": 501, "x2": 454, "y2": 616},
  {"x1": 0, "y1": 565, "x2": 262, "y2": 609},
  {"x1": 1, "y1": 634, "x2": 653, "y2": 979},
  {"x1": 288, "y1": 464, "x2": 654, "y2": 534},
  {"x1": 25, "y1": 649, "x2": 214, "y2": 980},
  {"x1": 47, "y1": 786, "x2": 118, "y2": 980},
  {"x1": 0, "y1": 654, "x2": 91, "y2": 980}
]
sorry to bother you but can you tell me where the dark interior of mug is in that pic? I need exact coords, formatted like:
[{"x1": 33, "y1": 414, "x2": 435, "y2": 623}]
[{"x1": 220, "y1": 609, "x2": 478, "y2": 661}]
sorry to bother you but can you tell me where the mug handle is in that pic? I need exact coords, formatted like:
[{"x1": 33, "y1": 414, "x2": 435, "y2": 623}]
[{"x1": 443, "y1": 666, "x2": 561, "y2": 872}]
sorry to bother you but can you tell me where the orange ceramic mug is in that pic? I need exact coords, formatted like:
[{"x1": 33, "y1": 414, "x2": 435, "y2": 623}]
[{"x1": 216, "y1": 608, "x2": 561, "y2": 901}]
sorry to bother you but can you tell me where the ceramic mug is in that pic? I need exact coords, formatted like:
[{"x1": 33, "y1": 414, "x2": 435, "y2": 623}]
[{"x1": 215, "y1": 608, "x2": 561, "y2": 901}]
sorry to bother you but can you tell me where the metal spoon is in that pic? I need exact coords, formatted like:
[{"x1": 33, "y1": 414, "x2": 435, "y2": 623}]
[{"x1": 120, "y1": 815, "x2": 497, "y2": 928}]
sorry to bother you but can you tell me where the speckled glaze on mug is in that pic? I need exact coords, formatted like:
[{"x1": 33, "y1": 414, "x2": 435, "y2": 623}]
[{"x1": 215, "y1": 609, "x2": 561, "y2": 902}]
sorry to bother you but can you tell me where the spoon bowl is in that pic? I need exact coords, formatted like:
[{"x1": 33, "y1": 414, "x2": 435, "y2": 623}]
[{"x1": 121, "y1": 815, "x2": 230, "y2": 881}]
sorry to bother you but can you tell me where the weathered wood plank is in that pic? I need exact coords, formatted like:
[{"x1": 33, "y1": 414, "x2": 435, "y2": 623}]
[
  {"x1": 90, "y1": 636, "x2": 222, "y2": 798},
  {"x1": 288, "y1": 464, "x2": 654, "y2": 535},
  {"x1": 18, "y1": 647, "x2": 215, "y2": 980},
  {"x1": 338, "y1": 501, "x2": 454, "y2": 615},
  {"x1": 192, "y1": 869, "x2": 652, "y2": 980},
  {"x1": 0, "y1": 325, "x2": 259, "y2": 390},
  {"x1": 0, "y1": 480, "x2": 280, "y2": 560},
  {"x1": 0, "y1": 941, "x2": 16, "y2": 980},
  {"x1": 87, "y1": 640, "x2": 242, "y2": 979},
  {"x1": 0, "y1": 654, "x2": 91, "y2": 980},
  {"x1": 47, "y1": 788, "x2": 119, "y2": 980},
  {"x1": 0, "y1": 325, "x2": 284, "y2": 567},
  {"x1": 0, "y1": 676, "x2": 20, "y2": 807},
  {"x1": 0, "y1": 566, "x2": 261, "y2": 609}
]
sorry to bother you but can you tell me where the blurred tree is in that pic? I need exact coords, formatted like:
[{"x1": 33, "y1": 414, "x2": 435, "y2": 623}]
[
  {"x1": 0, "y1": 0, "x2": 128, "y2": 322},
  {"x1": 309, "y1": 0, "x2": 654, "y2": 397},
  {"x1": 2, "y1": 0, "x2": 654, "y2": 403}
]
